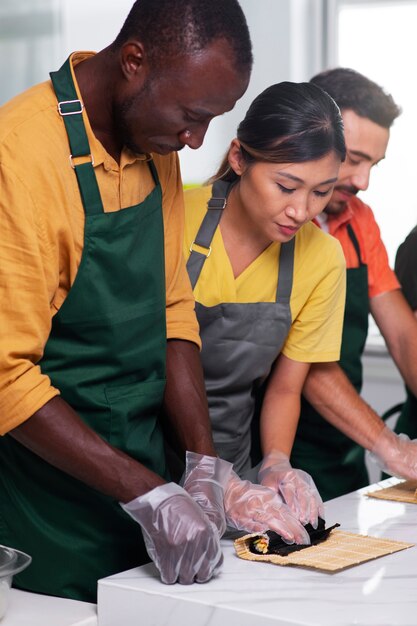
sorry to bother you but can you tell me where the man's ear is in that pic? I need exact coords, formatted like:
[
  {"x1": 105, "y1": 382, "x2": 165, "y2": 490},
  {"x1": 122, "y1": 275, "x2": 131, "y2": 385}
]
[
  {"x1": 228, "y1": 138, "x2": 246, "y2": 176},
  {"x1": 120, "y1": 41, "x2": 149, "y2": 85}
]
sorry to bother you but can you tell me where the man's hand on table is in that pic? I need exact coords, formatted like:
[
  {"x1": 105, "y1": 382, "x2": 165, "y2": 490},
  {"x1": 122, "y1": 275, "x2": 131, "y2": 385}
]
[
  {"x1": 121, "y1": 482, "x2": 223, "y2": 584},
  {"x1": 370, "y1": 425, "x2": 417, "y2": 480}
]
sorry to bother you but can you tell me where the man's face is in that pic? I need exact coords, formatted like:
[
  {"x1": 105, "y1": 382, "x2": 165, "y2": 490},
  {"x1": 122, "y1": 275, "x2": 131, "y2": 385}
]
[
  {"x1": 324, "y1": 109, "x2": 390, "y2": 215},
  {"x1": 114, "y1": 40, "x2": 249, "y2": 155}
]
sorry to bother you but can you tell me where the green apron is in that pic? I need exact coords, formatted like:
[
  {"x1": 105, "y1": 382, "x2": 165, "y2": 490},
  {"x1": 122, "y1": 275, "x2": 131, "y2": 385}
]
[
  {"x1": 394, "y1": 389, "x2": 417, "y2": 439},
  {"x1": 291, "y1": 224, "x2": 370, "y2": 501},
  {"x1": 0, "y1": 58, "x2": 168, "y2": 602}
]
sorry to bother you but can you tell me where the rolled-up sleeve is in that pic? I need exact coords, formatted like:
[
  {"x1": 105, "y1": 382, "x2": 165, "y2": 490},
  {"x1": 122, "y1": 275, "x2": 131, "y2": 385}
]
[{"x1": 0, "y1": 163, "x2": 59, "y2": 434}]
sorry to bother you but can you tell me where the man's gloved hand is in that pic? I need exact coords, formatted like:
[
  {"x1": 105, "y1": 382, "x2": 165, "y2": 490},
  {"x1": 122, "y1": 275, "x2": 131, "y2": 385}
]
[
  {"x1": 370, "y1": 425, "x2": 417, "y2": 479},
  {"x1": 224, "y1": 471, "x2": 310, "y2": 545},
  {"x1": 258, "y1": 451, "x2": 324, "y2": 528},
  {"x1": 182, "y1": 451, "x2": 234, "y2": 537},
  {"x1": 120, "y1": 482, "x2": 223, "y2": 584}
]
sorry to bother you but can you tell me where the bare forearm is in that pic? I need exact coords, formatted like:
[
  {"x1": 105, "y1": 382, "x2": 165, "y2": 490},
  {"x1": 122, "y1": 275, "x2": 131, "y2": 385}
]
[
  {"x1": 260, "y1": 355, "x2": 310, "y2": 457},
  {"x1": 163, "y1": 339, "x2": 217, "y2": 457},
  {"x1": 303, "y1": 362, "x2": 385, "y2": 449},
  {"x1": 261, "y1": 391, "x2": 300, "y2": 457},
  {"x1": 10, "y1": 396, "x2": 165, "y2": 503}
]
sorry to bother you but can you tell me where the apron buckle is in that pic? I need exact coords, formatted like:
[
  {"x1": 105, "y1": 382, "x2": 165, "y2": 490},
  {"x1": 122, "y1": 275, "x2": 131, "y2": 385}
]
[
  {"x1": 69, "y1": 153, "x2": 94, "y2": 169},
  {"x1": 208, "y1": 197, "x2": 227, "y2": 210},
  {"x1": 57, "y1": 99, "x2": 84, "y2": 116},
  {"x1": 190, "y1": 240, "x2": 212, "y2": 258}
]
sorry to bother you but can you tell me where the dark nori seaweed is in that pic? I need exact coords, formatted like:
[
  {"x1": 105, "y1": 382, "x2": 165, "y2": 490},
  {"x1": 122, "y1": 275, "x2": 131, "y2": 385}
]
[{"x1": 249, "y1": 517, "x2": 340, "y2": 556}]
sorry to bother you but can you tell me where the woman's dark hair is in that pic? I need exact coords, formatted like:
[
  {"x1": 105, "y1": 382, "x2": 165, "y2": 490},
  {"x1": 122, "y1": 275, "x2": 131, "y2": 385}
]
[{"x1": 211, "y1": 81, "x2": 346, "y2": 183}]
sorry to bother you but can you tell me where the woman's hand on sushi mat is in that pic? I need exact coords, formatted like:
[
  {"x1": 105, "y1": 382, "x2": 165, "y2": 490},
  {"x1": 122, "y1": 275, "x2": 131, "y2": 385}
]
[
  {"x1": 224, "y1": 471, "x2": 310, "y2": 545},
  {"x1": 258, "y1": 451, "x2": 324, "y2": 528}
]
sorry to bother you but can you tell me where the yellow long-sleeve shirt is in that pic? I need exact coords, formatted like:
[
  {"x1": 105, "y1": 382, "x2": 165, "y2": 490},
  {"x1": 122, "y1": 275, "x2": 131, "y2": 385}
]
[{"x1": 0, "y1": 52, "x2": 200, "y2": 434}]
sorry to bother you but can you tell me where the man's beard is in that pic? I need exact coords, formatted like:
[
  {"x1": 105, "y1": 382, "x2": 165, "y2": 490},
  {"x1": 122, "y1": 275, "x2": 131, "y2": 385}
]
[
  {"x1": 324, "y1": 184, "x2": 359, "y2": 215},
  {"x1": 112, "y1": 83, "x2": 150, "y2": 155}
]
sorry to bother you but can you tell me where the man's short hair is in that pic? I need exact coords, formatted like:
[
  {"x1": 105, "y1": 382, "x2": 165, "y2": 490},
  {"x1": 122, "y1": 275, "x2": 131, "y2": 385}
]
[
  {"x1": 310, "y1": 68, "x2": 401, "y2": 129},
  {"x1": 112, "y1": 0, "x2": 252, "y2": 75}
]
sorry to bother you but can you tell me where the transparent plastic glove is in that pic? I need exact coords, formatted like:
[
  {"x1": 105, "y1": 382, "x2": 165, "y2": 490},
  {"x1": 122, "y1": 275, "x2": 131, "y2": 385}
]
[
  {"x1": 182, "y1": 451, "x2": 233, "y2": 537},
  {"x1": 258, "y1": 451, "x2": 324, "y2": 528},
  {"x1": 224, "y1": 471, "x2": 310, "y2": 545},
  {"x1": 370, "y1": 426, "x2": 417, "y2": 479},
  {"x1": 121, "y1": 483, "x2": 223, "y2": 584}
]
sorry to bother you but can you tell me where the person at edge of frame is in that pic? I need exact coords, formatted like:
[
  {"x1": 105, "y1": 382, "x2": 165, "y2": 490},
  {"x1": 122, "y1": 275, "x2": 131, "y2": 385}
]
[{"x1": 392, "y1": 224, "x2": 417, "y2": 440}]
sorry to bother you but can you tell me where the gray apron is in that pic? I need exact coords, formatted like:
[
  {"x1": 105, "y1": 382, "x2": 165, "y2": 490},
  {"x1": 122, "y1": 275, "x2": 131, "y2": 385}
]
[{"x1": 187, "y1": 180, "x2": 295, "y2": 475}]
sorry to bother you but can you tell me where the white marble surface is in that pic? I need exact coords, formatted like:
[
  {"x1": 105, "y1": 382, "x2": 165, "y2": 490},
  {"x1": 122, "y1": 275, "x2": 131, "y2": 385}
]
[
  {"x1": 98, "y1": 478, "x2": 417, "y2": 626},
  {"x1": 2, "y1": 589, "x2": 97, "y2": 626}
]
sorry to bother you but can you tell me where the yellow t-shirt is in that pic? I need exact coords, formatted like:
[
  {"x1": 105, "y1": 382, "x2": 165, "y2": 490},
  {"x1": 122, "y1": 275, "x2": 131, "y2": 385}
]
[
  {"x1": 0, "y1": 52, "x2": 199, "y2": 435},
  {"x1": 183, "y1": 185, "x2": 346, "y2": 363}
]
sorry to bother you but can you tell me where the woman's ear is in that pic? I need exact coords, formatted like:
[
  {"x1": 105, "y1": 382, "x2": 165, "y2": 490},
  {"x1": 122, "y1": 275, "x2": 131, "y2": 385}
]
[{"x1": 228, "y1": 139, "x2": 246, "y2": 176}]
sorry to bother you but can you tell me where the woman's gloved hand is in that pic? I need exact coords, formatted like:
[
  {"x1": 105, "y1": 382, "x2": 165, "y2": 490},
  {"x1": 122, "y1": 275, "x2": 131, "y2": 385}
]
[
  {"x1": 182, "y1": 451, "x2": 234, "y2": 537},
  {"x1": 370, "y1": 425, "x2": 417, "y2": 479},
  {"x1": 120, "y1": 482, "x2": 223, "y2": 584},
  {"x1": 258, "y1": 451, "x2": 324, "y2": 528},
  {"x1": 224, "y1": 471, "x2": 310, "y2": 545}
]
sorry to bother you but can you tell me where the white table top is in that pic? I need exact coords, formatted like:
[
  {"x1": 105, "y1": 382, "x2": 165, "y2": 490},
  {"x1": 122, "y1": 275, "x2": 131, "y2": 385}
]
[
  {"x1": 98, "y1": 478, "x2": 417, "y2": 626},
  {"x1": 2, "y1": 589, "x2": 97, "y2": 626}
]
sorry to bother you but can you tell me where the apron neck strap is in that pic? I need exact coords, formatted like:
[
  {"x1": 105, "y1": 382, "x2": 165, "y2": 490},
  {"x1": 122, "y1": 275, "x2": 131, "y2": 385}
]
[
  {"x1": 147, "y1": 158, "x2": 159, "y2": 186},
  {"x1": 187, "y1": 179, "x2": 231, "y2": 289},
  {"x1": 346, "y1": 223, "x2": 364, "y2": 265},
  {"x1": 187, "y1": 179, "x2": 296, "y2": 300},
  {"x1": 50, "y1": 57, "x2": 105, "y2": 216},
  {"x1": 275, "y1": 238, "x2": 295, "y2": 304}
]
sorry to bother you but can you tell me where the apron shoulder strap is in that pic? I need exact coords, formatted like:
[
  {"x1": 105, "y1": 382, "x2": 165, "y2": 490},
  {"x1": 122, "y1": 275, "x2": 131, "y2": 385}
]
[
  {"x1": 276, "y1": 238, "x2": 295, "y2": 303},
  {"x1": 50, "y1": 57, "x2": 104, "y2": 216},
  {"x1": 346, "y1": 223, "x2": 364, "y2": 266},
  {"x1": 186, "y1": 179, "x2": 231, "y2": 289},
  {"x1": 147, "y1": 158, "x2": 160, "y2": 186}
]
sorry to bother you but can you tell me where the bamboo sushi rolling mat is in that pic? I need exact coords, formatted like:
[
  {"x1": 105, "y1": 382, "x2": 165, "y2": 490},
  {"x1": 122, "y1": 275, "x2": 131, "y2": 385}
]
[
  {"x1": 234, "y1": 529, "x2": 414, "y2": 572},
  {"x1": 365, "y1": 480, "x2": 417, "y2": 504}
]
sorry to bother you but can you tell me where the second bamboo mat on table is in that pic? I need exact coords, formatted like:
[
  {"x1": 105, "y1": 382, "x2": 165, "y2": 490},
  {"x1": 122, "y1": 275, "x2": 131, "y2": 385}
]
[
  {"x1": 234, "y1": 529, "x2": 413, "y2": 572},
  {"x1": 366, "y1": 480, "x2": 417, "y2": 504}
]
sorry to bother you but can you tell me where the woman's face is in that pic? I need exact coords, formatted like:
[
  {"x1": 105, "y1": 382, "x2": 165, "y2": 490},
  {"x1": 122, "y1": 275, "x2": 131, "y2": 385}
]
[{"x1": 229, "y1": 145, "x2": 341, "y2": 244}]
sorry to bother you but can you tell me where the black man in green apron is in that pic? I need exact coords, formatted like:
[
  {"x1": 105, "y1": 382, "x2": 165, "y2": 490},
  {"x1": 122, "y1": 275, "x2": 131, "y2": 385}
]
[{"x1": 0, "y1": 1, "x2": 253, "y2": 602}]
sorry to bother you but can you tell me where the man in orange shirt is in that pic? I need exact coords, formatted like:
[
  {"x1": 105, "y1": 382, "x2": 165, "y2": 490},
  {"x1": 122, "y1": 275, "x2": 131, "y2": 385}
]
[
  {"x1": 0, "y1": 0, "x2": 266, "y2": 602},
  {"x1": 291, "y1": 68, "x2": 417, "y2": 499}
]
